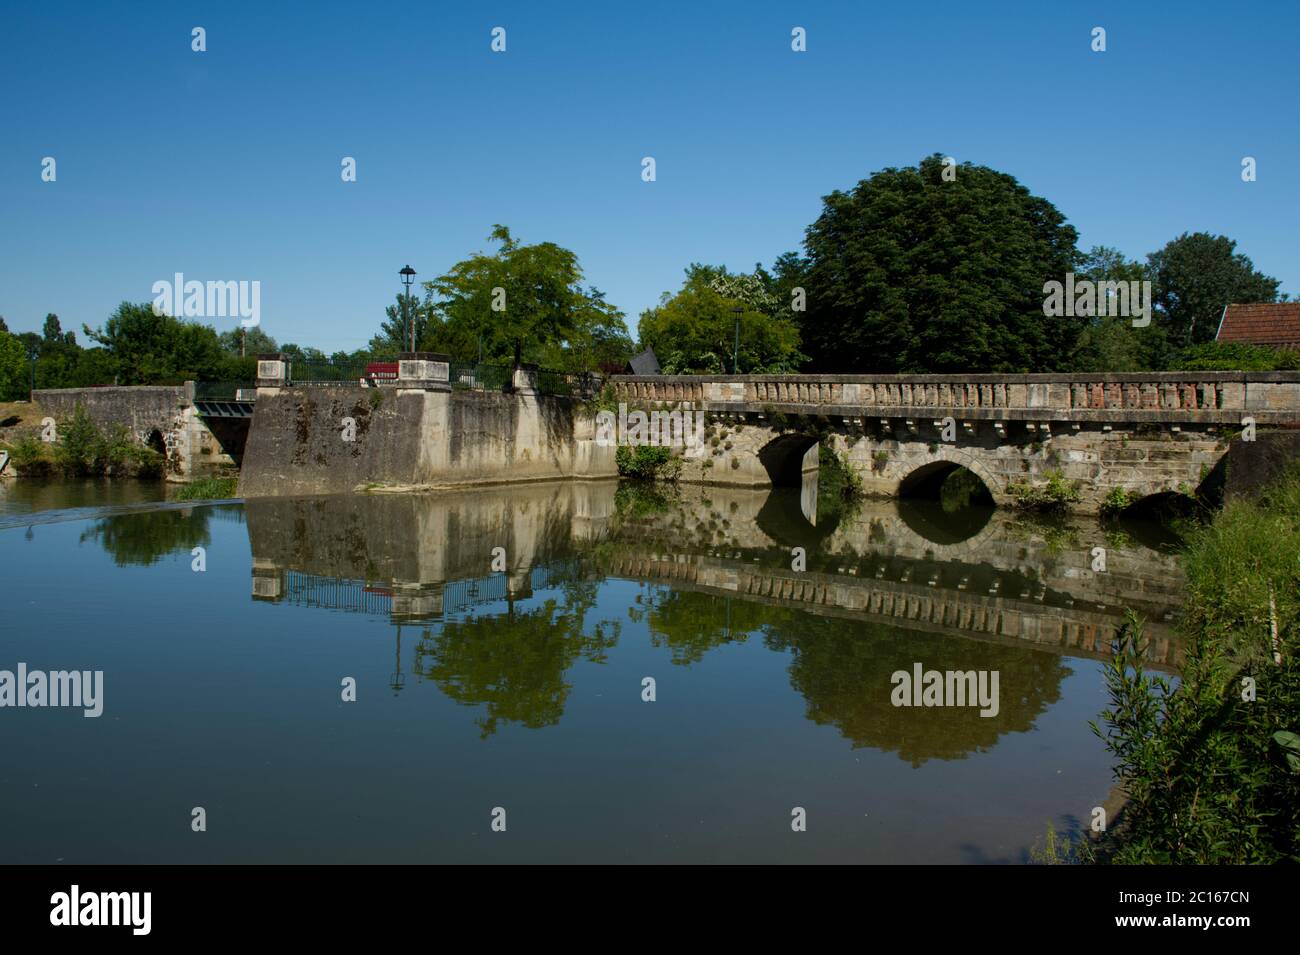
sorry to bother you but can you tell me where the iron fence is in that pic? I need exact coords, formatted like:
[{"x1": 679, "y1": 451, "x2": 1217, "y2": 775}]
[
  {"x1": 194, "y1": 381, "x2": 254, "y2": 401},
  {"x1": 449, "y1": 363, "x2": 514, "y2": 392},
  {"x1": 537, "y1": 369, "x2": 602, "y2": 397},
  {"x1": 290, "y1": 358, "x2": 370, "y2": 384}
]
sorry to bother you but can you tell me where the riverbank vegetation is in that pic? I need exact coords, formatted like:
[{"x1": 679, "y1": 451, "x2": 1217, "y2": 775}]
[
  {"x1": 614, "y1": 444, "x2": 680, "y2": 481},
  {"x1": 171, "y1": 476, "x2": 239, "y2": 501},
  {"x1": 1044, "y1": 465, "x2": 1300, "y2": 864},
  {"x1": 3, "y1": 403, "x2": 164, "y2": 478}
]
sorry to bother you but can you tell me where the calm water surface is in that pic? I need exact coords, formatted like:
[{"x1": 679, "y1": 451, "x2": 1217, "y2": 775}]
[{"x1": 0, "y1": 477, "x2": 1184, "y2": 863}]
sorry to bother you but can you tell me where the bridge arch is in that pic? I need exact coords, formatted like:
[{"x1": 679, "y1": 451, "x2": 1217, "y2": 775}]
[
  {"x1": 757, "y1": 432, "x2": 819, "y2": 487},
  {"x1": 897, "y1": 446, "x2": 1006, "y2": 506}
]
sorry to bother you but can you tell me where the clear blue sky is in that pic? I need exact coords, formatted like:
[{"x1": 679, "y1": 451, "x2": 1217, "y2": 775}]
[{"x1": 2, "y1": 0, "x2": 1296, "y2": 352}]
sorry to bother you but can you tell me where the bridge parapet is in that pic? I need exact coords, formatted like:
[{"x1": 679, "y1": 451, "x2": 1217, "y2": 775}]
[{"x1": 610, "y1": 371, "x2": 1300, "y2": 424}]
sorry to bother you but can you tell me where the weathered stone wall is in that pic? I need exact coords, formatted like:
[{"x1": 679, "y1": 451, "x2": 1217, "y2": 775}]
[
  {"x1": 1222, "y1": 429, "x2": 1300, "y2": 501},
  {"x1": 31, "y1": 384, "x2": 232, "y2": 477},
  {"x1": 824, "y1": 425, "x2": 1227, "y2": 511},
  {"x1": 238, "y1": 385, "x2": 616, "y2": 497},
  {"x1": 632, "y1": 407, "x2": 1229, "y2": 512}
]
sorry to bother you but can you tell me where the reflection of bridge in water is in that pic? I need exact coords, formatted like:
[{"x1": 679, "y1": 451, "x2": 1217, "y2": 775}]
[
  {"x1": 245, "y1": 480, "x2": 1184, "y2": 671},
  {"x1": 272, "y1": 561, "x2": 585, "y2": 621},
  {"x1": 597, "y1": 550, "x2": 1180, "y2": 670}
]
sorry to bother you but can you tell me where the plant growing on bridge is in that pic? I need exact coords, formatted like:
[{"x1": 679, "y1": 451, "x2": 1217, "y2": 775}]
[
  {"x1": 615, "y1": 444, "x2": 679, "y2": 481},
  {"x1": 1100, "y1": 487, "x2": 1135, "y2": 516},
  {"x1": 818, "y1": 445, "x2": 864, "y2": 521},
  {"x1": 1007, "y1": 470, "x2": 1082, "y2": 512}
]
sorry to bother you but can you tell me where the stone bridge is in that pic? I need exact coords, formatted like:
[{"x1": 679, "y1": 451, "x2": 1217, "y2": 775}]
[
  {"x1": 608, "y1": 371, "x2": 1300, "y2": 512},
  {"x1": 32, "y1": 383, "x2": 247, "y2": 477}
]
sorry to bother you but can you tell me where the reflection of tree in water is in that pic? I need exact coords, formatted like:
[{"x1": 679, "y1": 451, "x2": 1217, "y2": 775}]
[
  {"x1": 764, "y1": 614, "x2": 1071, "y2": 766},
  {"x1": 412, "y1": 581, "x2": 619, "y2": 738},
  {"x1": 79, "y1": 506, "x2": 231, "y2": 566},
  {"x1": 644, "y1": 587, "x2": 793, "y2": 665}
]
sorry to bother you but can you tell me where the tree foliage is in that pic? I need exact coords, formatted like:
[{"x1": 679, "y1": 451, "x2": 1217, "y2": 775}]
[
  {"x1": 420, "y1": 225, "x2": 630, "y2": 372},
  {"x1": 1147, "y1": 232, "x2": 1281, "y2": 347},
  {"x1": 1068, "y1": 246, "x2": 1172, "y2": 372},
  {"x1": 637, "y1": 264, "x2": 805, "y2": 374},
  {"x1": 794, "y1": 153, "x2": 1081, "y2": 372},
  {"x1": 0, "y1": 332, "x2": 28, "y2": 400},
  {"x1": 82, "y1": 302, "x2": 230, "y2": 383}
]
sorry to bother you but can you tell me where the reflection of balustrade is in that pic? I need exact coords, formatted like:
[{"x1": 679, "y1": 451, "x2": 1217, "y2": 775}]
[
  {"x1": 258, "y1": 560, "x2": 587, "y2": 621},
  {"x1": 596, "y1": 551, "x2": 1182, "y2": 669}
]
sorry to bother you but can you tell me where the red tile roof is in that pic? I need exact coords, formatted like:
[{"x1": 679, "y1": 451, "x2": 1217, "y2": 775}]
[{"x1": 1216, "y1": 303, "x2": 1300, "y2": 348}]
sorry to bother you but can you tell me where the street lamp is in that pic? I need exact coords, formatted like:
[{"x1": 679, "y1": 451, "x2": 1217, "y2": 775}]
[
  {"x1": 26, "y1": 343, "x2": 38, "y2": 399},
  {"x1": 731, "y1": 306, "x2": 744, "y2": 374},
  {"x1": 399, "y1": 265, "x2": 417, "y2": 352}
]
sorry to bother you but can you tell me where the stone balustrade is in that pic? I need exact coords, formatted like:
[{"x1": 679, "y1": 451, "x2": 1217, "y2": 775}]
[{"x1": 609, "y1": 372, "x2": 1300, "y2": 424}]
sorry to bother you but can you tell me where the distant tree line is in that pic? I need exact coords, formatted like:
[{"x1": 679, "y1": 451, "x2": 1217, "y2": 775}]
[{"x1": 1, "y1": 151, "x2": 1292, "y2": 400}]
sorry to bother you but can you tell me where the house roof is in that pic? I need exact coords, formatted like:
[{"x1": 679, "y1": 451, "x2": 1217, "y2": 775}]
[
  {"x1": 1216, "y1": 303, "x2": 1300, "y2": 348},
  {"x1": 627, "y1": 347, "x2": 661, "y2": 375}
]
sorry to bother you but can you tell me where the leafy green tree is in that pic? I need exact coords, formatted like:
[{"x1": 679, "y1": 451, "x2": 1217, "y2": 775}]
[
  {"x1": 217, "y1": 326, "x2": 278, "y2": 357},
  {"x1": 423, "y1": 225, "x2": 625, "y2": 369},
  {"x1": 1147, "y1": 232, "x2": 1281, "y2": 346},
  {"x1": 1069, "y1": 246, "x2": 1170, "y2": 372},
  {"x1": 370, "y1": 291, "x2": 435, "y2": 357},
  {"x1": 796, "y1": 153, "x2": 1081, "y2": 372},
  {"x1": 0, "y1": 331, "x2": 29, "y2": 400},
  {"x1": 280, "y1": 343, "x2": 328, "y2": 364},
  {"x1": 637, "y1": 264, "x2": 805, "y2": 373},
  {"x1": 82, "y1": 302, "x2": 227, "y2": 383},
  {"x1": 42, "y1": 313, "x2": 62, "y2": 342}
]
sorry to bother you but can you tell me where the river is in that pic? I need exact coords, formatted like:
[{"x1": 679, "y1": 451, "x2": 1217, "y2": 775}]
[{"x1": 0, "y1": 476, "x2": 1183, "y2": 863}]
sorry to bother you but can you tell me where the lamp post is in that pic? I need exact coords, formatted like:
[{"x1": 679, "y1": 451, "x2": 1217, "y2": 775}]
[
  {"x1": 399, "y1": 265, "x2": 417, "y2": 351},
  {"x1": 731, "y1": 306, "x2": 743, "y2": 374}
]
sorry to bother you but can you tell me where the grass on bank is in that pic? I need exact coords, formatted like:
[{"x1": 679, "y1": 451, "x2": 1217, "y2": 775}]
[
  {"x1": 1040, "y1": 464, "x2": 1300, "y2": 864},
  {"x1": 171, "y1": 476, "x2": 239, "y2": 501}
]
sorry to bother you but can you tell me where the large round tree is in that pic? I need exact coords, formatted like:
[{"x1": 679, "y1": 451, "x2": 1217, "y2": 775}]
[{"x1": 794, "y1": 153, "x2": 1081, "y2": 373}]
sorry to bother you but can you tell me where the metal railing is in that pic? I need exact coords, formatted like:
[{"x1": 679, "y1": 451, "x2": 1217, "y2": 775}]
[
  {"x1": 290, "y1": 358, "x2": 370, "y2": 384},
  {"x1": 194, "y1": 380, "x2": 254, "y2": 401},
  {"x1": 449, "y1": 363, "x2": 513, "y2": 392},
  {"x1": 537, "y1": 369, "x2": 602, "y2": 397}
]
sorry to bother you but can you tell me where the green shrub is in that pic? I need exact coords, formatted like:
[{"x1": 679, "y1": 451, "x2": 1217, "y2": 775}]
[
  {"x1": 1091, "y1": 466, "x2": 1300, "y2": 863},
  {"x1": 172, "y1": 476, "x2": 239, "y2": 501},
  {"x1": 1099, "y1": 487, "x2": 1135, "y2": 516},
  {"x1": 1008, "y1": 470, "x2": 1082, "y2": 511},
  {"x1": 1176, "y1": 341, "x2": 1300, "y2": 372},
  {"x1": 9, "y1": 436, "x2": 52, "y2": 476},
  {"x1": 615, "y1": 444, "x2": 674, "y2": 480},
  {"x1": 16, "y1": 404, "x2": 168, "y2": 479},
  {"x1": 54, "y1": 404, "x2": 100, "y2": 475}
]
